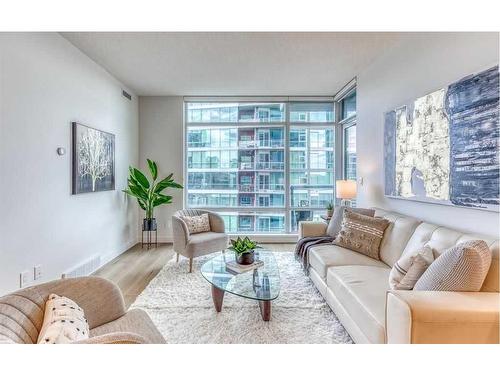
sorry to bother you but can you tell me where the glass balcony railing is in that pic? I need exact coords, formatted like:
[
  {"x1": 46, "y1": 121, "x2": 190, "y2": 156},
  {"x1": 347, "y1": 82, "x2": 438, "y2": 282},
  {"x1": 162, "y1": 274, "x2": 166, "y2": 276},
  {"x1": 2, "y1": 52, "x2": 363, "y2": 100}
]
[
  {"x1": 256, "y1": 184, "x2": 285, "y2": 191},
  {"x1": 188, "y1": 184, "x2": 238, "y2": 190},
  {"x1": 238, "y1": 140, "x2": 255, "y2": 148},
  {"x1": 238, "y1": 184, "x2": 255, "y2": 192},
  {"x1": 238, "y1": 140, "x2": 285, "y2": 148},
  {"x1": 257, "y1": 140, "x2": 285, "y2": 148},
  {"x1": 255, "y1": 161, "x2": 284, "y2": 170},
  {"x1": 239, "y1": 162, "x2": 254, "y2": 170}
]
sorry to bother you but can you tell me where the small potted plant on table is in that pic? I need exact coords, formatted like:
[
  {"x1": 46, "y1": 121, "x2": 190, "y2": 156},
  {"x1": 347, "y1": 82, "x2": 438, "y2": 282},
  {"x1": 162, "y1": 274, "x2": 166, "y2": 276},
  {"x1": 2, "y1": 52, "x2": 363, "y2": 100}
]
[
  {"x1": 228, "y1": 237, "x2": 261, "y2": 265},
  {"x1": 326, "y1": 202, "x2": 334, "y2": 218}
]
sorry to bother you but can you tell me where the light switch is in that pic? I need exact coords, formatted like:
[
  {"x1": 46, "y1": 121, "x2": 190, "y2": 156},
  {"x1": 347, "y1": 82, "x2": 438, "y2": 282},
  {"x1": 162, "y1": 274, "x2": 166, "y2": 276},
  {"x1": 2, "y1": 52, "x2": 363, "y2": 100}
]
[
  {"x1": 34, "y1": 265, "x2": 42, "y2": 280},
  {"x1": 20, "y1": 271, "x2": 31, "y2": 288}
]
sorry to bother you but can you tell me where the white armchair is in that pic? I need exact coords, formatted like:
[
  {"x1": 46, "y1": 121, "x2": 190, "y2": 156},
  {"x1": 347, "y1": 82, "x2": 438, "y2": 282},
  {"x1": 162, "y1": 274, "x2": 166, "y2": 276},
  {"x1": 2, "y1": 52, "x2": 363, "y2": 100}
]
[{"x1": 171, "y1": 209, "x2": 229, "y2": 272}]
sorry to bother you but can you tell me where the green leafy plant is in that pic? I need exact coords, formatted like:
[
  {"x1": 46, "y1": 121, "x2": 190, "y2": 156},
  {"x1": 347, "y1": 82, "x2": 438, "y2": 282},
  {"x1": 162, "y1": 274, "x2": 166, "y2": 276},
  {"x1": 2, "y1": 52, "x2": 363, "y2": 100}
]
[
  {"x1": 326, "y1": 202, "x2": 334, "y2": 210},
  {"x1": 123, "y1": 159, "x2": 183, "y2": 219},
  {"x1": 228, "y1": 236, "x2": 261, "y2": 255}
]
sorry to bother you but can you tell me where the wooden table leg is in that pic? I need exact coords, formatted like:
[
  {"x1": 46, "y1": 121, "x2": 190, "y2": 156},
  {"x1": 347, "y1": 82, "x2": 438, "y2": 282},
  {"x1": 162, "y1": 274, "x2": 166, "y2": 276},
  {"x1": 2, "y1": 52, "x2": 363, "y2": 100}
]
[
  {"x1": 211, "y1": 285, "x2": 225, "y2": 312},
  {"x1": 259, "y1": 300, "x2": 271, "y2": 321}
]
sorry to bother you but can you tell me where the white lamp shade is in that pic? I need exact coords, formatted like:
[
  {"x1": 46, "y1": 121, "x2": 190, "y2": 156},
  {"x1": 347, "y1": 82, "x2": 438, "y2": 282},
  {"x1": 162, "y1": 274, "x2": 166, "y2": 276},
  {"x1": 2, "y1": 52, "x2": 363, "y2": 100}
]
[{"x1": 336, "y1": 180, "x2": 357, "y2": 199}]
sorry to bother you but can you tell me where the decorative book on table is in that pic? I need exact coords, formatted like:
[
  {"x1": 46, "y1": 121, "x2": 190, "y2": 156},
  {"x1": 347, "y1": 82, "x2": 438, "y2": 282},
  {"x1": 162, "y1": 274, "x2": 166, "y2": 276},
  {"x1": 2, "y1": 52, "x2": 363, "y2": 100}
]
[{"x1": 226, "y1": 260, "x2": 264, "y2": 274}]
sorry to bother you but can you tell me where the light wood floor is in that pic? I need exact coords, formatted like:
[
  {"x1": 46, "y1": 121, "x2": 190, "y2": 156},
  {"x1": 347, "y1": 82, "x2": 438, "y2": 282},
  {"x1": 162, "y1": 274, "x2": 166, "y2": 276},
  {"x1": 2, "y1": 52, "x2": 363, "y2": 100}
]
[{"x1": 92, "y1": 243, "x2": 294, "y2": 308}]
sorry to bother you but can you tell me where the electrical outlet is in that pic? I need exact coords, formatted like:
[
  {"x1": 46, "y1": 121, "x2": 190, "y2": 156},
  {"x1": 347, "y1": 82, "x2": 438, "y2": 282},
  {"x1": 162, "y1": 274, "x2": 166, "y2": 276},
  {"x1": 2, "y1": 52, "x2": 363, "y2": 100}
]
[
  {"x1": 20, "y1": 270, "x2": 31, "y2": 288},
  {"x1": 34, "y1": 265, "x2": 42, "y2": 280}
]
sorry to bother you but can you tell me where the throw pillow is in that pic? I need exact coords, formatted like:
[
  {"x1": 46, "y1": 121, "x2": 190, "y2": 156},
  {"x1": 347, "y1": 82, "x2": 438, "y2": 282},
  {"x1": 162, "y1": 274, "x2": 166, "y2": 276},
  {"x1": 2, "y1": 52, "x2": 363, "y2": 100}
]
[
  {"x1": 37, "y1": 294, "x2": 89, "y2": 344},
  {"x1": 414, "y1": 240, "x2": 492, "y2": 292},
  {"x1": 389, "y1": 246, "x2": 434, "y2": 290},
  {"x1": 333, "y1": 210, "x2": 390, "y2": 260},
  {"x1": 326, "y1": 206, "x2": 375, "y2": 238},
  {"x1": 182, "y1": 213, "x2": 211, "y2": 234}
]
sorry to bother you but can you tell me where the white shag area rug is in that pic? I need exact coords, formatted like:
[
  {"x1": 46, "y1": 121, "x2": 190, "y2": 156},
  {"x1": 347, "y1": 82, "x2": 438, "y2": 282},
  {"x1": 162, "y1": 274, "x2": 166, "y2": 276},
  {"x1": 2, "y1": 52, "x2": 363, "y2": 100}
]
[{"x1": 131, "y1": 251, "x2": 353, "y2": 344}]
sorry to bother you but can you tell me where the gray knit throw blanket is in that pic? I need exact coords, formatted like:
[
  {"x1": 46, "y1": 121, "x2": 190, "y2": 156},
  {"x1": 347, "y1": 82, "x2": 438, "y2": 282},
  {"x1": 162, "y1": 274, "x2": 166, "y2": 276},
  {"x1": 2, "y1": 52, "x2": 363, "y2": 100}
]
[{"x1": 294, "y1": 236, "x2": 334, "y2": 275}]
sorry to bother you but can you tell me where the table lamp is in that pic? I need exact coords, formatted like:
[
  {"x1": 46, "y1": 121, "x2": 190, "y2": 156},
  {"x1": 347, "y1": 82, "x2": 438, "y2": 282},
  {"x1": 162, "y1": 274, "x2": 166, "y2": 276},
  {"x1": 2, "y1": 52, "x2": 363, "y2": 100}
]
[{"x1": 336, "y1": 180, "x2": 357, "y2": 206}]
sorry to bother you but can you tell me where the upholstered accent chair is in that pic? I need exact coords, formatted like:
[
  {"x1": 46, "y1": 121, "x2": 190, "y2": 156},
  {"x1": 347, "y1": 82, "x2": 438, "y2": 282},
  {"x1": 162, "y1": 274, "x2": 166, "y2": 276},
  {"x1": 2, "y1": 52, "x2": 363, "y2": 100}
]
[
  {"x1": 172, "y1": 209, "x2": 228, "y2": 272},
  {"x1": 0, "y1": 277, "x2": 165, "y2": 344}
]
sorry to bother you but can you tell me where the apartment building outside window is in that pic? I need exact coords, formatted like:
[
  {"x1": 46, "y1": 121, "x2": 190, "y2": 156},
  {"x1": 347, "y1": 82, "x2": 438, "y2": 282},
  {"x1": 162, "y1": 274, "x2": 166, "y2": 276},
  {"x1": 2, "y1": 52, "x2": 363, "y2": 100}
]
[
  {"x1": 338, "y1": 87, "x2": 357, "y2": 206},
  {"x1": 185, "y1": 99, "x2": 345, "y2": 234}
]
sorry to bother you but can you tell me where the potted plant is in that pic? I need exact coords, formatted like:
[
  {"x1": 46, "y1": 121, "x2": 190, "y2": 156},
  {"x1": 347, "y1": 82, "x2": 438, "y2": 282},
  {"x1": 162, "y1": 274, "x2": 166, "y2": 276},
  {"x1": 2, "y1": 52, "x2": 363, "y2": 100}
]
[
  {"x1": 326, "y1": 202, "x2": 334, "y2": 218},
  {"x1": 228, "y1": 236, "x2": 261, "y2": 265},
  {"x1": 123, "y1": 159, "x2": 183, "y2": 231}
]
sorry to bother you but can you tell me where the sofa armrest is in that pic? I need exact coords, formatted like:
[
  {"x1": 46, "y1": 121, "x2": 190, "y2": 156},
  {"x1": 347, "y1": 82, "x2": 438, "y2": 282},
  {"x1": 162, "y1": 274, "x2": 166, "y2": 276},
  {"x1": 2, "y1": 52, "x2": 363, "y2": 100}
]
[
  {"x1": 386, "y1": 290, "x2": 500, "y2": 344},
  {"x1": 172, "y1": 215, "x2": 189, "y2": 249},
  {"x1": 298, "y1": 221, "x2": 328, "y2": 239},
  {"x1": 33, "y1": 276, "x2": 126, "y2": 330},
  {"x1": 207, "y1": 211, "x2": 225, "y2": 233},
  {"x1": 73, "y1": 332, "x2": 148, "y2": 344}
]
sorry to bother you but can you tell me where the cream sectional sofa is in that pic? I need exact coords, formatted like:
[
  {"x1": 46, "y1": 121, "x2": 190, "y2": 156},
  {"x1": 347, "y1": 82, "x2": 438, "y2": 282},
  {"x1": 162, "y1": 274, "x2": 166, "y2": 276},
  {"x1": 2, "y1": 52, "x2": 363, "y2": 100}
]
[{"x1": 299, "y1": 208, "x2": 500, "y2": 344}]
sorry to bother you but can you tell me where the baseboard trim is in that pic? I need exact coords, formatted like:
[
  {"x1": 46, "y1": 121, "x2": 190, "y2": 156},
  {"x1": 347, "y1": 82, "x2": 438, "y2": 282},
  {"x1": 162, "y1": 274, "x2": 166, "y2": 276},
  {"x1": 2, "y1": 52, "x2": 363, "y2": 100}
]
[{"x1": 93, "y1": 238, "x2": 139, "y2": 274}]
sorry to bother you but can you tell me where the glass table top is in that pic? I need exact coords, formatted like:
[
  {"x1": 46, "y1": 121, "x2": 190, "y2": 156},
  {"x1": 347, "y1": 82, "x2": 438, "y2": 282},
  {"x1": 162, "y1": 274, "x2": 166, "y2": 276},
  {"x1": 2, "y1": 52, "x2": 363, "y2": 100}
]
[{"x1": 200, "y1": 250, "x2": 280, "y2": 301}]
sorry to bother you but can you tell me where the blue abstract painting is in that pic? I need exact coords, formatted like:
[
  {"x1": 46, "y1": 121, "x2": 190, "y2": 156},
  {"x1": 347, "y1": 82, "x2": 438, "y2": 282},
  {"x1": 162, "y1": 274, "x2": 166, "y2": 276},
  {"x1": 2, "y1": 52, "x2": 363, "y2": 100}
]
[
  {"x1": 446, "y1": 66, "x2": 499, "y2": 209},
  {"x1": 384, "y1": 65, "x2": 499, "y2": 211}
]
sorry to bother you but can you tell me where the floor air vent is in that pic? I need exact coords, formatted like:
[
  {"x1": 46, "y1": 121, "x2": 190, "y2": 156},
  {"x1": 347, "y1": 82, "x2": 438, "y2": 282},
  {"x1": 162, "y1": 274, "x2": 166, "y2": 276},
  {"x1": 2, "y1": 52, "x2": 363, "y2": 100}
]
[{"x1": 61, "y1": 255, "x2": 101, "y2": 279}]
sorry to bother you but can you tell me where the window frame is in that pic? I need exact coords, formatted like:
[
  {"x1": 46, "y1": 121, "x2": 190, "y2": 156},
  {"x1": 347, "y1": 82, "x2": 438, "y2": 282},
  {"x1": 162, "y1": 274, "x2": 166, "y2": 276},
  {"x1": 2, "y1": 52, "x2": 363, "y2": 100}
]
[
  {"x1": 342, "y1": 119, "x2": 357, "y2": 180},
  {"x1": 183, "y1": 96, "x2": 352, "y2": 234}
]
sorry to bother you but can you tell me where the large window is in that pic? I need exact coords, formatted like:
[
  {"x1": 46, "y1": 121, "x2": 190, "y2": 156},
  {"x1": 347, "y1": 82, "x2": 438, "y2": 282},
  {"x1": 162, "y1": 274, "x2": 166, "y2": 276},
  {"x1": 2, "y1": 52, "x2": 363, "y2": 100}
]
[
  {"x1": 185, "y1": 100, "x2": 336, "y2": 234},
  {"x1": 290, "y1": 127, "x2": 335, "y2": 232},
  {"x1": 344, "y1": 125, "x2": 356, "y2": 180},
  {"x1": 339, "y1": 87, "x2": 357, "y2": 206}
]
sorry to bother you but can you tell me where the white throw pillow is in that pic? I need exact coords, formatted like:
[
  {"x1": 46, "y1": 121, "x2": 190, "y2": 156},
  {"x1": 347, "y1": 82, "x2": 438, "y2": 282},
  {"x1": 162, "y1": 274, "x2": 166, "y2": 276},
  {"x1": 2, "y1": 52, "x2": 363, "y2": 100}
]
[
  {"x1": 414, "y1": 240, "x2": 492, "y2": 292},
  {"x1": 37, "y1": 294, "x2": 89, "y2": 344},
  {"x1": 389, "y1": 246, "x2": 434, "y2": 290},
  {"x1": 182, "y1": 213, "x2": 211, "y2": 234}
]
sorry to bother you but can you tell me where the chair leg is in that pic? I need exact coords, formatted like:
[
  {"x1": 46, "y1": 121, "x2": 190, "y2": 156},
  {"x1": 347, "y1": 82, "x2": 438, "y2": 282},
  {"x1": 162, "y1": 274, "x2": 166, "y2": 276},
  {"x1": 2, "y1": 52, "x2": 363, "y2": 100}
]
[
  {"x1": 189, "y1": 257, "x2": 193, "y2": 273},
  {"x1": 176, "y1": 253, "x2": 179, "y2": 263}
]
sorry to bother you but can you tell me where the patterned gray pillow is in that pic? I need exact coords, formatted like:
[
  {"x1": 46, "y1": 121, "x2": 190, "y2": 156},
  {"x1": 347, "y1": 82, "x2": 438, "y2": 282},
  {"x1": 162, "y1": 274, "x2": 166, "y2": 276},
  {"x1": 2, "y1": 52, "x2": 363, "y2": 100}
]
[
  {"x1": 414, "y1": 240, "x2": 492, "y2": 292},
  {"x1": 326, "y1": 206, "x2": 375, "y2": 238}
]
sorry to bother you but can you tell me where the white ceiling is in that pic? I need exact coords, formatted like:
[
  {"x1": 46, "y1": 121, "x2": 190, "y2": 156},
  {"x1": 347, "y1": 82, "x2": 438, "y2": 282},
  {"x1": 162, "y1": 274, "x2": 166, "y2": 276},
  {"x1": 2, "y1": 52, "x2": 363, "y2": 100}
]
[{"x1": 61, "y1": 32, "x2": 401, "y2": 96}]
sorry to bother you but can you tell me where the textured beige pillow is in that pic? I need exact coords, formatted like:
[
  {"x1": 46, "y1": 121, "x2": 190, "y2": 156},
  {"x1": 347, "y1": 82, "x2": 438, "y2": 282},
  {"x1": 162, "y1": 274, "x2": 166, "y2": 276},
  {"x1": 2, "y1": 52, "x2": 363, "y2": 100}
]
[
  {"x1": 38, "y1": 294, "x2": 89, "y2": 344},
  {"x1": 389, "y1": 246, "x2": 434, "y2": 290},
  {"x1": 333, "y1": 210, "x2": 390, "y2": 260},
  {"x1": 414, "y1": 240, "x2": 492, "y2": 292},
  {"x1": 182, "y1": 213, "x2": 211, "y2": 234},
  {"x1": 326, "y1": 206, "x2": 375, "y2": 238}
]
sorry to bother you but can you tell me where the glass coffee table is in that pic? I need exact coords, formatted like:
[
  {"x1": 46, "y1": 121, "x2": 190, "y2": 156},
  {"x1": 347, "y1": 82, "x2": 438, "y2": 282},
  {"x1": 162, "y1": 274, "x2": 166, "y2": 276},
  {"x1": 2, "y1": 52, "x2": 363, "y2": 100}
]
[{"x1": 200, "y1": 250, "x2": 280, "y2": 321}]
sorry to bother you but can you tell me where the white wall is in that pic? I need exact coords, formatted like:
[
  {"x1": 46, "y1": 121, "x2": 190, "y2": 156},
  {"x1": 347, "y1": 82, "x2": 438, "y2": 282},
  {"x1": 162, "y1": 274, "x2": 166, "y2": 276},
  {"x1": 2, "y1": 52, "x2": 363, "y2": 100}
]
[
  {"x1": 139, "y1": 96, "x2": 184, "y2": 241},
  {"x1": 357, "y1": 32, "x2": 499, "y2": 237},
  {"x1": 0, "y1": 33, "x2": 139, "y2": 295}
]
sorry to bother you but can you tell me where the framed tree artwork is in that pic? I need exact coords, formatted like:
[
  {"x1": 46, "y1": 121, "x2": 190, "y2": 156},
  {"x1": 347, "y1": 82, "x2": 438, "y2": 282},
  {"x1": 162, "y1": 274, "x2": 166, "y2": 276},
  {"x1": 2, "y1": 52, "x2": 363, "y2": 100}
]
[{"x1": 72, "y1": 122, "x2": 115, "y2": 194}]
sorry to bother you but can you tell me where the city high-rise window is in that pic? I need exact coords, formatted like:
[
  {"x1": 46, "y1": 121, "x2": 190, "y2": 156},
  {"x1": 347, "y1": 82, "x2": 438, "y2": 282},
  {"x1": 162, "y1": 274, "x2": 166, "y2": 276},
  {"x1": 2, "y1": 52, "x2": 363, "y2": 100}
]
[{"x1": 185, "y1": 100, "x2": 336, "y2": 233}]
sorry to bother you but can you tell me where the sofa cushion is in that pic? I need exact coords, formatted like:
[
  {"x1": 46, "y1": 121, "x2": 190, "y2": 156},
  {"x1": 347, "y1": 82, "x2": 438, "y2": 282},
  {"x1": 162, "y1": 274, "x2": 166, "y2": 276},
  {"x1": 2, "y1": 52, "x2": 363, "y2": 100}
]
[
  {"x1": 326, "y1": 266, "x2": 390, "y2": 343},
  {"x1": 327, "y1": 265, "x2": 391, "y2": 344},
  {"x1": 333, "y1": 211, "x2": 390, "y2": 260},
  {"x1": 389, "y1": 246, "x2": 434, "y2": 290},
  {"x1": 185, "y1": 231, "x2": 228, "y2": 258},
  {"x1": 414, "y1": 240, "x2": 492, "y2": 292},
  {"x1": 90, "y1": 308, "x2": 165, "y2": 344},
  {"x1": 402, "y1": 223, "x2": 499, "y2": 292},
  {"x1": 37, "y1": 294, "x2": 89, "y2": 344},
  {"x1": 374, "y1": 209, "x2": 422, "y2": 267},
  {"x1": 309, "y1": 244, "x2": 388, "y2": 279},
  {"x1": 181, "y1": 213, "x2": 211, "y2": 234},
  {"x1": 326, "y1": 206, "x2": 375, "y2": 238}
]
